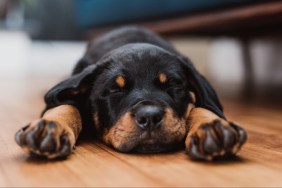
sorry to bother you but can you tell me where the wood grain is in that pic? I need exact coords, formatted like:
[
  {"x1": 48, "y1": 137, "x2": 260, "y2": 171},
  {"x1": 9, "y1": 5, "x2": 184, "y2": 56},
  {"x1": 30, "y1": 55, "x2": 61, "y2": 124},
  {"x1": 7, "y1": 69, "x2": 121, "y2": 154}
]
[{"x1": 1, "y1": 77, "x2": 282, "y2": 187}]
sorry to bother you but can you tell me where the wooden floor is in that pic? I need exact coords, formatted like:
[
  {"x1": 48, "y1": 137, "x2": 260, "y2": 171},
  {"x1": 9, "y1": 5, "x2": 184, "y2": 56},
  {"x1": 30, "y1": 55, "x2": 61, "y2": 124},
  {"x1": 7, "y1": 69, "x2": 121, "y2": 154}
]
[{"x1": 1, "y1": 77, "x2": 282, "y2": 187}]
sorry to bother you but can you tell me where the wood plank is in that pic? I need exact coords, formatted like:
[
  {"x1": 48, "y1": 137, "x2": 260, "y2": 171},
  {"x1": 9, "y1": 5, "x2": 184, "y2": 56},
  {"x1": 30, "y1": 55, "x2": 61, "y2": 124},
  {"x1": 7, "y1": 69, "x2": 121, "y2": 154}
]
[{"x1": 1, "y1": 78, "x2": 282, "y2": 187}]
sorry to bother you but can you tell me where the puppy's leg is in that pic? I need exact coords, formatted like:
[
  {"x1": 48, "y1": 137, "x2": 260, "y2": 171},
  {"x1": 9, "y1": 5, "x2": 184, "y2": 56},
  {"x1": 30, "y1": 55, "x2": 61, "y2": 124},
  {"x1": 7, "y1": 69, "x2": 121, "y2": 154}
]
[
  {"x1": 185, "y1": 108, "x2": 247, "y2": 161},
  {"x1": 15, "y1": 105, "x2": 82, "y2": 159}
]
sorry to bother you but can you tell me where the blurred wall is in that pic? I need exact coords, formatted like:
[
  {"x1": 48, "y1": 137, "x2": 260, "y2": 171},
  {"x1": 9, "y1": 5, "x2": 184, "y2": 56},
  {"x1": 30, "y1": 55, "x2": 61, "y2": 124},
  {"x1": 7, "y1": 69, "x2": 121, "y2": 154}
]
[{"x1": 209, "y1": 37, "x2": 282, "y2": 99}]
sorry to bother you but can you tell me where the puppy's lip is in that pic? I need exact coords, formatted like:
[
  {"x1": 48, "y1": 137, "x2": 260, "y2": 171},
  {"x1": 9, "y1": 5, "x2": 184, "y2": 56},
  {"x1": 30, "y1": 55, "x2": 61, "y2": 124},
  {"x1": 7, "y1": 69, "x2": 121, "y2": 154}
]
[
  {"x1": 123, "y1": 131, "x2": 173, "y2": 153},
  {"x1": 138, "y1": 131, "x2": 159, "y2": 145},
  {"x1": 142, "y1": 138, "x2": 156, "y2": 144},
  {"x1": 139, "y1": 131, "x2": 150, "y2": 139},
  {"x1": 134, "y1": 138, "x2": 167, "y2": 153}
]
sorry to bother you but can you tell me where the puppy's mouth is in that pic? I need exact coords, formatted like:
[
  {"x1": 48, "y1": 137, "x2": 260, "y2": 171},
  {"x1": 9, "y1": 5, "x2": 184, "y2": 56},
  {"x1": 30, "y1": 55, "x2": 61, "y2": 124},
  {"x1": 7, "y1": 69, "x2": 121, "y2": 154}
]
[{"x1": 133, "y1": 131, "x2": 172, "y2": 153}]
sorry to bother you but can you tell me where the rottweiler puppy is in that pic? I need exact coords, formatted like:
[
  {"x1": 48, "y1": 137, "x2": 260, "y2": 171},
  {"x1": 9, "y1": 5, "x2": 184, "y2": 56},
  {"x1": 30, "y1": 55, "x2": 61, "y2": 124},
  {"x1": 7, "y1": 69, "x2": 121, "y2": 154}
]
[{"x1": 15, "y1": 26, "x2": 247, "y2": 161}]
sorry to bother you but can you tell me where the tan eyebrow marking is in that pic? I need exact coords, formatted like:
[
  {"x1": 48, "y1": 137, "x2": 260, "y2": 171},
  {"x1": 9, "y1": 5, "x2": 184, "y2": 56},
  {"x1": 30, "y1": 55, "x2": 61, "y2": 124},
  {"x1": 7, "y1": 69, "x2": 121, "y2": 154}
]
[
  {"x1": 115, "y1": 75, "x2": 126, "y2": 88},
  {"x1": 159, "y1": 73, "x2": 168, "y2": 84}
]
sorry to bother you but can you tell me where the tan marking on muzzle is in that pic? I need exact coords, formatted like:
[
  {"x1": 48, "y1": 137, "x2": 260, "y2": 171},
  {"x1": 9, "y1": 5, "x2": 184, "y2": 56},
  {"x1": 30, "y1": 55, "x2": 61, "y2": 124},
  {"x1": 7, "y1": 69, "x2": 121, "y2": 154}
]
[
  {"x1": 102, "y1": 112, "x2": 138, "y2": 150},
  {"x1": 103, "y1": 108, "x2": 188, "y2": 152},
  {"x1": 161, "y1": 108, "x2": 187, "y2": 143}
]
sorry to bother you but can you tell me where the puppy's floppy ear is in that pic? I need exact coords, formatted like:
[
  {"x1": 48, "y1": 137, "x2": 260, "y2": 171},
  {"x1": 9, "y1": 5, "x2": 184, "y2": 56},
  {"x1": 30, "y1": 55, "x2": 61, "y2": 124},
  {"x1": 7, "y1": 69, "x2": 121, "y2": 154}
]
[
  {"x1": 178, "y1": 56, "x2": 225, "y2": 119},
  {"x1": 44, "y1": 62, "x2": 108, "y2": 111}
]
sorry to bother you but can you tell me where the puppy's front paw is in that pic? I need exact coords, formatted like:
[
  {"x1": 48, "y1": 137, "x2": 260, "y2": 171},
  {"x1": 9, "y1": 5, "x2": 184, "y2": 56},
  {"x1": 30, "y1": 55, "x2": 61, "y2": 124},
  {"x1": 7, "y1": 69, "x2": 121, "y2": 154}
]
[
  {"x1": 185, "y1": 120, "x2": 247, "y2": 161},
  {"x1": 15, "y1": 119, "x2": 74, "y2": 159}
]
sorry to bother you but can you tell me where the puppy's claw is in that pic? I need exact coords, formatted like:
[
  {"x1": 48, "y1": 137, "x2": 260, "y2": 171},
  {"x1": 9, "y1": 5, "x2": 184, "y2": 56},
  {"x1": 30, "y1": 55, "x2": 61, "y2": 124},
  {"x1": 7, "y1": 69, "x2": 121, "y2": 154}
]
[{"x1": 230, "y1": 122, "x2": 247, "y2": 145}]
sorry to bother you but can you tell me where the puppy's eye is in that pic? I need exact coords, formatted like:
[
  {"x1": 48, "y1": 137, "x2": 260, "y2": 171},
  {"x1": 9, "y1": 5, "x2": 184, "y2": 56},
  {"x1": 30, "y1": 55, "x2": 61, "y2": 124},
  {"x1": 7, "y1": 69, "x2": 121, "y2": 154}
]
[
  {"x1": 166, "y1": 87, "x2": 186, "y2": 100},
  {"x1": 102, "y1": 86, "x2": 124, "y2": 97},
  {"x1": 156, "y1": 75, "x2": 185, "y2": 97},
  {"x1": 109, "y1": 87, "x2": 123, "y2": 94},
  {"x1": 168, "y1": 77, "x2": 183, "y2": 86},
  {"x1": 156, "y1": 75, "x2": 182, "y2": 88},
  {"x1": 102, "y1": 76, "x2": 128, "y2": 97}
]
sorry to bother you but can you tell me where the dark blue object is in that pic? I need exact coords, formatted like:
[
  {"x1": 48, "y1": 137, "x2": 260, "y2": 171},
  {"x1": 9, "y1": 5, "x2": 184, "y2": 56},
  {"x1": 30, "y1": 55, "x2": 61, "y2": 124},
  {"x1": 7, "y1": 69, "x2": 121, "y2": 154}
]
[{"x1": 73, "y1": 0, "x2": 253, "y2": 28}]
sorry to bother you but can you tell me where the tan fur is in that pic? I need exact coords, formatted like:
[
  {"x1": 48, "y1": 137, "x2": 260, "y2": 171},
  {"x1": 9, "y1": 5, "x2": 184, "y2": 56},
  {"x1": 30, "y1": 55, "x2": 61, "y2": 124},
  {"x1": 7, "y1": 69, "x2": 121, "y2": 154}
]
[
  {"x1": 93, "y1": 112, "x2": 100, "y2": 130},
  {"x1": 189, "y1": 91, "x2": 196, "y2": 104},
  {"x1": 115, "y1": 76, "x2": 126, "y2": 88},
  {"x1": 102, "y1": 112, "x2": 137, "y2": 150},
  {"x1": 182, "y1": 91, "x2": 196, "y2": 125},
  {"x1": 43, "y1": 105, "x2": 82, "y2": 146},
  {"x1": 161, "y1": 108, "x2": 187, "y2": 143},
  {"x1": 159, "y1": 73, "x2": 167, "y2": 84},
  {"x1": 187, "y1": 108, "x2": 226, "y2": 137},
  {"x1": 184, "y1": 103, "x2": 195, "y2": 123}
]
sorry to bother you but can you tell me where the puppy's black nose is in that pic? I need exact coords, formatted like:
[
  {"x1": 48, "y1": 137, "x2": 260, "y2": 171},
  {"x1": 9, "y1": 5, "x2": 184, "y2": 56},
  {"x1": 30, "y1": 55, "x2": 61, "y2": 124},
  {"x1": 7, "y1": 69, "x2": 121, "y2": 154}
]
[{"x1": 134, "y1": 106, "x2": 164, "y2": 130}]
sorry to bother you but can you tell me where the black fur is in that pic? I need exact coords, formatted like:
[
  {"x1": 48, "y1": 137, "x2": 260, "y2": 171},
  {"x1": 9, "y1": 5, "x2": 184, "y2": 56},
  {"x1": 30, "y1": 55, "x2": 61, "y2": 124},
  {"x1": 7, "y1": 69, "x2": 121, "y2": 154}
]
[{"x1": 44, "y1": 26, "x2": 224, "y2": 146}]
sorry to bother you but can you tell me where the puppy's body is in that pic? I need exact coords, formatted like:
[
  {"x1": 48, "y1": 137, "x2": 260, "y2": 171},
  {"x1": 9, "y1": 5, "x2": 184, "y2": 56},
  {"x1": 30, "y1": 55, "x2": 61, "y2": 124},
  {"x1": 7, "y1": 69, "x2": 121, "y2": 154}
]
[{"x1": 15, "y1": 26, "x2": 247, "y2": 161}]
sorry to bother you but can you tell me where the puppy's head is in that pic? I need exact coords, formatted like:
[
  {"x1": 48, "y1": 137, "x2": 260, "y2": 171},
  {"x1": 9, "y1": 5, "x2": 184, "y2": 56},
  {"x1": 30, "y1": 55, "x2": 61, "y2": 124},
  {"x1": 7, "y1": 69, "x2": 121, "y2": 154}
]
[
  {"x1": 44, "y1": 43, "x2": 223, "y2": 153},
  {"x1": 90, "y1": 44, "x2": 195, "y2": 152}
]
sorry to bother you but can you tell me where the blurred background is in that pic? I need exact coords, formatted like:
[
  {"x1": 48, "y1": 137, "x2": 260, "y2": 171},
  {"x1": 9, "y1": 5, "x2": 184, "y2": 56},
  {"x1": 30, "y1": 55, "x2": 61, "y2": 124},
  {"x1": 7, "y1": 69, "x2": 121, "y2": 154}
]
[{"x1": 0, "y1": 0, "x2": 282, "y2": 107}]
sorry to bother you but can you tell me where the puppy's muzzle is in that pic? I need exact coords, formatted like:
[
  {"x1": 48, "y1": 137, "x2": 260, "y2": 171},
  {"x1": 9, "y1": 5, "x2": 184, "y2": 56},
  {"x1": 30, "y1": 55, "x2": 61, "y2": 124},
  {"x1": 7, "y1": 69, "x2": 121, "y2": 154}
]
[{"x1": 133, "y1": 105, "x2": 164, "y2": 131}]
